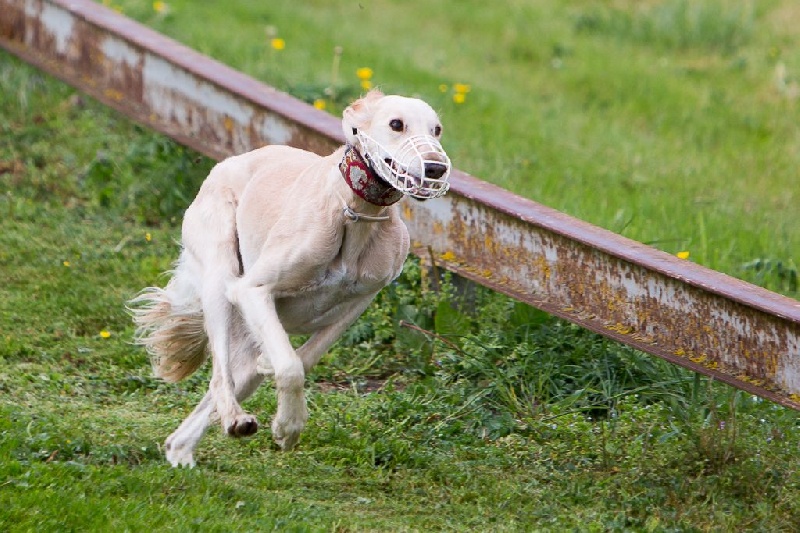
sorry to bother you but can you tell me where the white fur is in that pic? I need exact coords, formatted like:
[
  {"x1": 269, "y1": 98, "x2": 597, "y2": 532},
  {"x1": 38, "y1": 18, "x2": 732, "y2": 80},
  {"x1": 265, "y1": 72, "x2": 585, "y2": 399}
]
[{"x1": 130, "y1": 90, "x2": 447, "y2": 467}]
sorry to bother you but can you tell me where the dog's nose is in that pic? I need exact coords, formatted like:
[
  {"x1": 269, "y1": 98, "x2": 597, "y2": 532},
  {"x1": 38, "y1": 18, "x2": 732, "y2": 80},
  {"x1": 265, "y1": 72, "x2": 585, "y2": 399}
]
[{"x1": 424, "y1": 162, "x2": 448, "y2": 179}]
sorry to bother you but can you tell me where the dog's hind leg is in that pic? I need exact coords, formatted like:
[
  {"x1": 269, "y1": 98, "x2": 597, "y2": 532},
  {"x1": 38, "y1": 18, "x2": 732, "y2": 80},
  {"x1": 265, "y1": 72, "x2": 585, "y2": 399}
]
[
  {"x1": 164, "y1": 390, "x2": 214, "y2": 468},
  {"x1": 202, "y1": 274, "x2": 260, "y2": 438},
  {"x1": 164, "y1": 325, "x2": 263, "y2": 467},
  {"x1": 181, "y1": 184, "x2": 259, "y2": 440}
]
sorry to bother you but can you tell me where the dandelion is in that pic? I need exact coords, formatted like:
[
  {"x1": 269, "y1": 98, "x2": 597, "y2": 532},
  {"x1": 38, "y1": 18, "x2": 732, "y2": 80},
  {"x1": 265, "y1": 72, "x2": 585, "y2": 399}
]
[
  {"x1": 100, "y1": 330, "x2": 111, "y2": 339},
  {"x1": 313, "y1": 99, "x2": 327, "y2": 111},
  {"x1": 152, "y1": 1, "x2": 168, "y2": 14},
  {"x1": 145, "y1": 232, "x2": 152, "y2": 242},
  {"x1": 452, "y1": 82, "x2": 470, "y2": 104},
  {"x1": 63, "y1": 261, "x2": 71, "y2": 267},
  {"x1": 356, "y1": 67, "x2": 374, "y2": 90},
  {"x1": 356, "y1": 67, "x2": 373, "y2": 81},
  {"x1": 264, "y1": 26, "x2": 285, "y2": 53},
  {"x1": 676, "y1": 251, "x2": 690, "y2": 260}
]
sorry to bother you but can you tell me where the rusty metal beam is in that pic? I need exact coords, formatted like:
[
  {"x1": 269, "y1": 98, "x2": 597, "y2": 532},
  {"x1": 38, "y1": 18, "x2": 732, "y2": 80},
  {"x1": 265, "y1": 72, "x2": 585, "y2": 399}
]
[{"x1": 3, "y1": 0, "x2": 799, "y2": 409}]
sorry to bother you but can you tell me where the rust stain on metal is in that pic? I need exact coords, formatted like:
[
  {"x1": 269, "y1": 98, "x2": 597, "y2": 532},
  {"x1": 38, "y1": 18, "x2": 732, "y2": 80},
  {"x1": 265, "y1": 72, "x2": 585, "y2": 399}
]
[
  {"x1": 3, "y1": 0, "x2": 799, "y2": 410},
  {"x1": 404, "y1": 191, "x2": 800, "y2": 410},
  {"x1": 0, "y1": 0, "x2": 342, "y2": 160}
]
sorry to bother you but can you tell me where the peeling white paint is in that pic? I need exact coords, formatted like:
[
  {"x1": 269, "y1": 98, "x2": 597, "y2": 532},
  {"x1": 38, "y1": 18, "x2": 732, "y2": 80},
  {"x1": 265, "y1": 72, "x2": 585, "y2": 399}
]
[
  {"x1": 23, "y1": 0, "x2": 41, "y2": 19},
  {"x1": 256, "y1": 114, "x2": 293, "y2": 146},
  {"x1": 39, "y1": 2, "x2": 74, "y2": 54},
  {"x1": 143, "y1": 55, "x2": 253, "y2": 126},
  {"x1": 101, "y1": 37, "x2": 140, "y2": 67},
  {"x1": 778, "y1": 333, "x2": 800, "y2": 392},
  {"x1": 405, "y1": 194, "x2": 456, "y2": 249}
]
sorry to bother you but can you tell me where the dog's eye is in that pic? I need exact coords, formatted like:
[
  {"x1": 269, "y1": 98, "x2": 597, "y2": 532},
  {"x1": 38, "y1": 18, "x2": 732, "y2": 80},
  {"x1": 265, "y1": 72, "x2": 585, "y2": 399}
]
[
  {"x1": 434, "y1": 125, "x2": 442, "y2": 136},
  {"x1": 389, "y1": 119, "x2": 404, "y2": 132}
]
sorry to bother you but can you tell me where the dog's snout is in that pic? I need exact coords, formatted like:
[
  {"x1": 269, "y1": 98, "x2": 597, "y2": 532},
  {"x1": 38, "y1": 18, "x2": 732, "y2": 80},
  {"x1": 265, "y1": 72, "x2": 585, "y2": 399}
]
[
  {"x1": 424, "y1": 162, "x2": 448, "y2": 179},
  {"x1": 357, "y1": 131, "x2": 451, "y2": 199}
]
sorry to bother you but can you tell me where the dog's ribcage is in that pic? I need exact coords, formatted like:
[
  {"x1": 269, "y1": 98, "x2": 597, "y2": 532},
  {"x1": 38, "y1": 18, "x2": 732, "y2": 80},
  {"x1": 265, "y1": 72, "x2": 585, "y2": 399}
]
[{"x1": 272, "y1": 224, "x2": 404, "y2": 335}]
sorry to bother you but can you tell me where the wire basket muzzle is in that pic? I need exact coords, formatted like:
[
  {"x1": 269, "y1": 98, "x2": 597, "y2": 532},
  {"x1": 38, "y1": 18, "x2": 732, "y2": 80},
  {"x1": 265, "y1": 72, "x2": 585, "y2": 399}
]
[{"x1": 356, "y1": 132, "x2": 451, "y2": 199}]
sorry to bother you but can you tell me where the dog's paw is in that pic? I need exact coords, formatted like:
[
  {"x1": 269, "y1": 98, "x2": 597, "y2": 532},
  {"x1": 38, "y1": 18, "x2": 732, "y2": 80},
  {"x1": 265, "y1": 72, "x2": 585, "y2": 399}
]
[
  {"x1": 271, "y1": 422, "x2": 301, "y2": 451},
  {"x1": 165, "y1": 439, "x2": 196, "y2": 468},
  {"x1": 226, "y1": 414, "x2": 259, "y2": 438},
  {"x1": 271, "y1": 404, "x2": 308, "y2": 451}
]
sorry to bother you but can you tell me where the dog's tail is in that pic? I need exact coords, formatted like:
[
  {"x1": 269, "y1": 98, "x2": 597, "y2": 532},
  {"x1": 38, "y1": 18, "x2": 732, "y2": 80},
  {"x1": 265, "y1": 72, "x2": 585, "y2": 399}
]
[{"x1": 128, "y1": 275, "x2": 208, "y2": 383}]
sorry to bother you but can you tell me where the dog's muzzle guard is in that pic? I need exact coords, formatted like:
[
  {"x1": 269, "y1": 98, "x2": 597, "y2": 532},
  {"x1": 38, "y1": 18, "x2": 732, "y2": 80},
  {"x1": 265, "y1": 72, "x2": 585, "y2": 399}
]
[{"x1": 355, "y1": 131, "x2": 451, "y2": 200}]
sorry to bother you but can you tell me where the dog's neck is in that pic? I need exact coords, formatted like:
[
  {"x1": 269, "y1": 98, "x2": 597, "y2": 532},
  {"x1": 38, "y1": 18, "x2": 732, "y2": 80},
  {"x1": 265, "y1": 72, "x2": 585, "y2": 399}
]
[{"x1": 339, "y1": 145, "x2": 404, "y2": 207}]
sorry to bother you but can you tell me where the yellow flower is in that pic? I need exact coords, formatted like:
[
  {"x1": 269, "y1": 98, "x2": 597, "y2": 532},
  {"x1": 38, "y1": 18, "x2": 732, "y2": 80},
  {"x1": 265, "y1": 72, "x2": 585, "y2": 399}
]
[
  {"x1": 676, "y1": 251, "x2": 690, "y2": 260},
  {"x1": 453, "y1": 92, "x2": 466, "y2": 104},
  {"x1": 361, "y1": 80, "x2": 373, "y2": 90},
  {"x1": 100, "y1": 330, "x2": 111, "y2": 339},
  {"x1": 152, "y1": 1, "x2": 168, "y2": 14},
  {"x1": 356, "y1": 67, "x2": 373, "y2": 80},
  {"x1": 453, "y1": 83, "x2": 471, "y2": 94},
  {"x1": 63, "y1": 261, "x2": 71, "y2": 267},
  {"x1": 313, "y1": 99, "x2": 327, "y2": 110},
  {"x1": 145, "y1": 232, "x2": 152, "y2": 242},
  {"x1": 270, "y1": 38, "x2": 286, "y2": 51}
]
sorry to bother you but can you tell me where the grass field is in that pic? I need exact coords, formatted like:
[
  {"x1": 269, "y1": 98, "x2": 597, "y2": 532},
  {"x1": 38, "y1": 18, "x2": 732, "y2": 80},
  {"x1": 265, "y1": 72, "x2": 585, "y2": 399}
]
[
  {"x1": 108, "y1": 0, "x2": 800, "y2": 289},
  {"x1": 1, "y1": 0, "x2": 799, "y2": 530}
]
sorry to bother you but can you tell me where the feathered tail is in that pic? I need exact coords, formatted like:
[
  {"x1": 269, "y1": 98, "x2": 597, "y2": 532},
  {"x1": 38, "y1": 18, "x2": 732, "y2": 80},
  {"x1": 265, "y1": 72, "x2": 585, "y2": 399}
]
[{"x1": 128, "y1": 279, "x2": 208, "y2": 383}]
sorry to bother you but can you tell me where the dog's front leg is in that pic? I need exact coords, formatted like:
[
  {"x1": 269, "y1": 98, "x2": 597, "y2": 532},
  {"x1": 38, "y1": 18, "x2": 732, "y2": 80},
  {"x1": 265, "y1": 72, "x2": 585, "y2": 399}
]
[{"x1": 227, "y1": 280, "x2": 308, "y2": 451}]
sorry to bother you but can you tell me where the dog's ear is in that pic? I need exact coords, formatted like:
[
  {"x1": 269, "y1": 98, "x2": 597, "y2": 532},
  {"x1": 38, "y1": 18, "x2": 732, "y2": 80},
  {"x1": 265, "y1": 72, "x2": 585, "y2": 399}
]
[{"x1": 343, "y1": 89, "x2": 384, "y2": 145}]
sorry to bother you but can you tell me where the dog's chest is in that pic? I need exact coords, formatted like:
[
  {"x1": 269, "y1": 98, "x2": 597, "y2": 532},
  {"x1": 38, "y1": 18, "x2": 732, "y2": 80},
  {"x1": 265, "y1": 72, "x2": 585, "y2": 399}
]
[
  {"x1": 314, "y1": 259, "x2": 374, "y2": 295},
  {"x1": 275, "y1": 262, "x2": 386, "y2": 334},
  {"x1": 275, "y1": 227, "x2": 403, "y2": 334}
]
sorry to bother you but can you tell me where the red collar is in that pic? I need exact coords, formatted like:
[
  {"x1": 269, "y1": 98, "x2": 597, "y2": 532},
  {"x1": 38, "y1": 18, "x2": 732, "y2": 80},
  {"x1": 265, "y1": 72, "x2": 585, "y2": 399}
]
[{"x1": 339, "y1": 145, "x2": 404, "y2": 206}]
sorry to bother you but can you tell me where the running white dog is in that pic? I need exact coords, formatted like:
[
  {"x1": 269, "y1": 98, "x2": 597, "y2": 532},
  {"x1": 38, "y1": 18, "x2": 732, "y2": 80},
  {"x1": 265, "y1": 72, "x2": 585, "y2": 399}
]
[{"x1": 130, "y1": 90, "x2": 451, "y2": 467}]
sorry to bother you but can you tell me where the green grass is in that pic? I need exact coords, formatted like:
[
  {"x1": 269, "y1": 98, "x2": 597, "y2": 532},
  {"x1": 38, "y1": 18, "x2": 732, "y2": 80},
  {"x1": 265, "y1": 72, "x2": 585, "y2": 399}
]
[
  {"x1": 2, "y1": 0, "x2": 800, "y2": 529},
  {"x1": 106, "y1": 0, "x2": 800, "y2": 289}
]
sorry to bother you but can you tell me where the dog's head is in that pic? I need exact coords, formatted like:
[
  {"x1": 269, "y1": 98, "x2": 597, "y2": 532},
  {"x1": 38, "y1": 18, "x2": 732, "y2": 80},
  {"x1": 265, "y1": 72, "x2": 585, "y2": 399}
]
[{"x1": 343, "y1": 90, "x2": 451, "y2": 199}]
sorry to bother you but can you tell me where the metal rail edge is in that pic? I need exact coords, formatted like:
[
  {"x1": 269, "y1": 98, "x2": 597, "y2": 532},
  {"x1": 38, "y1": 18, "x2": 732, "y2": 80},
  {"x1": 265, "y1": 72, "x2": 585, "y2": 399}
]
[{"x1": 3, "y1": 0, "x2": 799, "y2": 409}]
